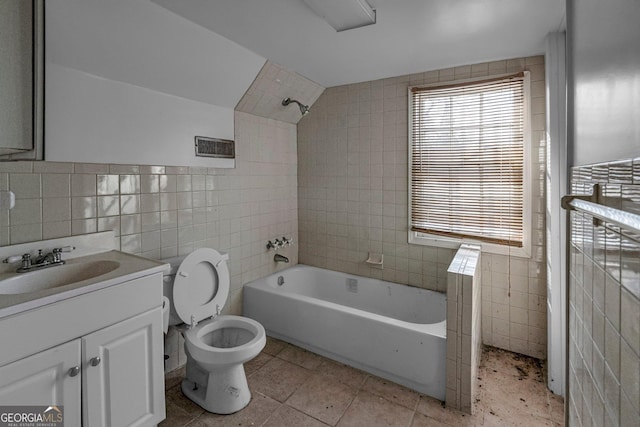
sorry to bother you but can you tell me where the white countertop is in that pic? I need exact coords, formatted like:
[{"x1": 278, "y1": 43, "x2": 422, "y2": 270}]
[{"x1": 0, "y1": 248, "x2": 168, "y2": 319}]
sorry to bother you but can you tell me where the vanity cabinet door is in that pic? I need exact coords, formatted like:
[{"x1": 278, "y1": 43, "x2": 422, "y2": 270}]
[
  {"x1": 82, "y1": 308, "x2": 165, "y2": 427},
  {"x1": 0, "y1": 339, "x2": 81, "y2": 426}
]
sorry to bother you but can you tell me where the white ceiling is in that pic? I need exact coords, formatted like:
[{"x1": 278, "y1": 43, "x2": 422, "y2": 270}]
[{"x1": 151, "y1": 0, "x2": 566, "y2": 88}]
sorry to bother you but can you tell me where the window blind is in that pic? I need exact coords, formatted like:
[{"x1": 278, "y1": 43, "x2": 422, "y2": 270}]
[{"x1": 410, "y1": 73, "x2": 525, "y2": 247}]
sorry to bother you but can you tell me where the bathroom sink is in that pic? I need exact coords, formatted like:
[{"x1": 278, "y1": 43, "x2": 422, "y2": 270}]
[{"x1": 0, "y1": 260, "x2": 121, "y2": 294}]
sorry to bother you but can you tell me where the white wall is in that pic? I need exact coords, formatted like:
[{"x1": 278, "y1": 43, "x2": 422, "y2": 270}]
[
  {"x1": 45, "y1": 0, "x2": 266, "y2": 167},
  {"x1": 45, "y1": 64, "x2": 234, "y2": 167}
]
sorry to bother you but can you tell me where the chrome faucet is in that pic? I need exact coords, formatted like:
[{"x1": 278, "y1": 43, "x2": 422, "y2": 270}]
[
  {"x1": 267, "y1": 237, "x2": 293, "y2": 251},
  {"x1": 274, "y1": 253, "x2": 289, "y2": 263},
  {"x1": 3, "y1": 246, "x2": 75, "y2": 273}
]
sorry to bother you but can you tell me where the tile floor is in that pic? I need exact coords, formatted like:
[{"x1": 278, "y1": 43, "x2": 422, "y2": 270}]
[{"x1": 161, "y1": 339, "x2": 564, "y2": 427}]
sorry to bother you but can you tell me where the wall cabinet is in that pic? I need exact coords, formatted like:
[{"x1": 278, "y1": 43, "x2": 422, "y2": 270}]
[
  {"x1": 0, "y1": 0, "x2": 44, "y2": 157},
  {"x1": 0, "y1": 272, "x2": 165, "y2": 427}
]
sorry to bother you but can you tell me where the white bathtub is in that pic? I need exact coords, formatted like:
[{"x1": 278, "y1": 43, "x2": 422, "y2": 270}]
[{"x1": 243, "y1": 265, "x2": 446, "y2": 400}]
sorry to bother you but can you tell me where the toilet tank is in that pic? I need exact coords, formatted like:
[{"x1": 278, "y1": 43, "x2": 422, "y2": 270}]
[{"x1": 162, "y1": 255, "x2": 187, "y2": 326}]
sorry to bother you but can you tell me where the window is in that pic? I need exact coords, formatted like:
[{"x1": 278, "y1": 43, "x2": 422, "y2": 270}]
[{"x1": 409, "y1": 72, "x2": 530, "y2": 254}]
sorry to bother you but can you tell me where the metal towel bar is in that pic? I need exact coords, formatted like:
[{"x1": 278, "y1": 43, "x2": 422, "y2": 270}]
[{"x1": 561, "y1": 183, "x2": 640, "y2": 234}]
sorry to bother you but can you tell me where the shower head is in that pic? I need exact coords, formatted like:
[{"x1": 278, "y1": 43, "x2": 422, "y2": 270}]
[{"x1": 282, "y1": 97, "x2": 310, "y2": 116}]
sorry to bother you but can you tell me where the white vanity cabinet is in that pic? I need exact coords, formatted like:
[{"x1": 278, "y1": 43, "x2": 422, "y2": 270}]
[
  {"x1": 83, "y1": 308, "x2": 164, "y2": 426},
  {"x1": 0, "y1": 340, "x2": 81, "y2": 421},
  {"x1": 0, "y1": 271, "x2": 166, "y2": 427}
]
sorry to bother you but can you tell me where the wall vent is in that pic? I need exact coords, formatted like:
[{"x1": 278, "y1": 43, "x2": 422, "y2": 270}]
[{"x1": 194, "y1": 136, "x2": 235, "y2": 159}]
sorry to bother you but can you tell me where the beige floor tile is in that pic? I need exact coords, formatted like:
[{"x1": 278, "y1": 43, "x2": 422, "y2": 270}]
[
  {"x1": 182, "y1": 420, "x2": 208, "y2": 427},
  {"x1": 410, "y1": 412, "x2": 454, "y2": 427},
  {"x1": 263, "y1": 404, "x2": 331, "y2": 427},
  {"x1": 248, "y1": 357, "x2": 313, "y2": 402},
  {"x1": 166, "y1": 384, "x2": 206, "y2": 418},
  {"x1": 159, "y1": 401, "x2": 196, "y2": 427},
  {"x1": 286, "y1": 374, "x2": 358, "y2": 425},
  {"x1": 316, "y1": 359, "x2": 368, "y2": 389},
  {"x1": 482, "y1": 409, "x2": 556, "y2": 426},
  {"x1": 263, "y1": 336, "x2": 287, "y2": 356},
  {"x1": 477, "y1": 368, "x2": 550, "y2": 419},
  {"x1": 416, "y1": 395, "x2": 481, "y2": 426},
  {"x1": 548, "y1": 392, "x2": 565, "y2": 425},
  {"x1": 337, "y1": 390, "x2": 414, "y2": 427},
  {"x1": 165, "y1": 366, "x2": 186, "y2": 390},
  {"x1": 278, "y1": 344, "x2": 327, "y2": 370},
  {"x1": 245, "y1": 351, "x2": 273, "y2": 375},
  {"x1": 362, "y1": 375, "x2": 420, "y2": 410},
  {"x1": 479, "y1": 390, "x2": 552, "y2": 425},
  {"x1": 192, "y1": 392, "x2": 280, "y2": 427},
  {"x1": 162, "y1": 343, "x2": 564, "y2": 427}
]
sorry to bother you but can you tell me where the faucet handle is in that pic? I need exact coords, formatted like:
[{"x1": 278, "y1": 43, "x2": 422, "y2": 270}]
[
  {"x1": 53, "y1": 246, "x2": 75, "y2": 253},
  {"x1": 4, "y1": 253, "x2": 31, "y2": 272},
  {"x1": 52, "y1": 246, "x2": 75, "y2": 262},
  {"x1": 3, "y1": 254, "x2": 24, "y2": 264},
  {"x1": 282, "y1": 237, "x2": 293, "y2": 246}
]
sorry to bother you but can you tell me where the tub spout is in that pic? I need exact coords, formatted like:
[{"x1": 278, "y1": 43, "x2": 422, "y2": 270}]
[{"x1": 274, "y1": 253, "x2": 289, "y2": 263}]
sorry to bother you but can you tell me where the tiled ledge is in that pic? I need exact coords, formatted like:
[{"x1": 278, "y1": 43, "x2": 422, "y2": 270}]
[{"x1": 446, "y1": 244, "x2": 482, "y2": 414}]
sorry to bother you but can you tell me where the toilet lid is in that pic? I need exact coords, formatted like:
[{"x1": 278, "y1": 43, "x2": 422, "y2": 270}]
[{"x1": 172, "y1": 248, "x2": 230, "y2": 325}]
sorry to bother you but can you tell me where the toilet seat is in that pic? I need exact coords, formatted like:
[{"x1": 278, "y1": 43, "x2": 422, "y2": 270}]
[{"x1": 173, "y1": 248, "x2": 230, "y2": 326}]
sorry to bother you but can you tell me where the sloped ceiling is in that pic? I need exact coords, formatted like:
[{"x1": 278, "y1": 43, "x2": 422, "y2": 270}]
[
  {"x1": 151, "y1": 0, "x2": 566, "y2": 88},
  {"x1": 236, "y1": 61, "x2": 325, "y2": 124},
  {"x1": 46, "y1": 0, "x2": 266, "y2": 109}
]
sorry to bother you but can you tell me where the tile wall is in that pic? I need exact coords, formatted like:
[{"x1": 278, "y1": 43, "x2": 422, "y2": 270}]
[
  {"x1": 567, "y1": 159, "x2": 640, "y2": 426},
  {"x1": 297, "y1": 56, "x2": 548, "y2": 359},
  {"x1": 446, "y1": 244, "x2": 482, "y2": 414},
  {"x1": 0, "y1": 111, "x2": 299, "y2": 370}
]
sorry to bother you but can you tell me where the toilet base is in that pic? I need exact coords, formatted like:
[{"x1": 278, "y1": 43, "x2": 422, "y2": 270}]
[{"x1": 181, "y1": 364, "x2": 252, "y2": 414}]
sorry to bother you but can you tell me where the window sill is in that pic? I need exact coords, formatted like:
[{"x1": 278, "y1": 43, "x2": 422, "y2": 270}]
[{"x1": 408, "y1": 231, "x2": 531, "y2": 258}]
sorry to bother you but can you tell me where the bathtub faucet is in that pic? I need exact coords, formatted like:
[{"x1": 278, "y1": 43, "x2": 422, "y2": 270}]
[{"x1": 274, "y1": 253, "x2": 289, "y2": 263}]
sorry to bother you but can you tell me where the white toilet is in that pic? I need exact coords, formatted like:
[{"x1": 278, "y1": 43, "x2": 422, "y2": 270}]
[{"x1": 163, "y1": 248, "x2": 266, "y2": 414}]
